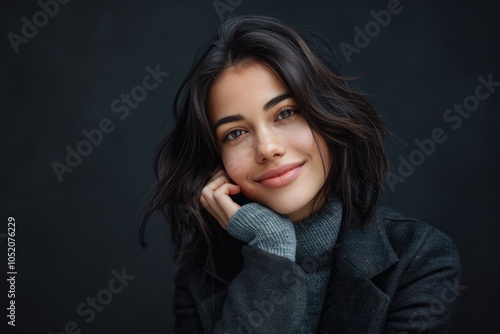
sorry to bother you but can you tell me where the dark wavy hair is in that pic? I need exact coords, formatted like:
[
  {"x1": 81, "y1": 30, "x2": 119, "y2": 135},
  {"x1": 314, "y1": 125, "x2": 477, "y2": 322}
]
[{"x1": 139, "y1": 15, "x2": 389, "y2": 271}]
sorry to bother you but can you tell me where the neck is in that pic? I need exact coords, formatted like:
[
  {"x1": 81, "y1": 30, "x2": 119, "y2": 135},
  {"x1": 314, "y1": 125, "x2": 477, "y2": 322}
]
[
  {"x1": 294, "y1": 193, "x2": 342, "y2": 260},
  {"x1": 288, "y1": 192, "x2": 328, "y2": 223}
]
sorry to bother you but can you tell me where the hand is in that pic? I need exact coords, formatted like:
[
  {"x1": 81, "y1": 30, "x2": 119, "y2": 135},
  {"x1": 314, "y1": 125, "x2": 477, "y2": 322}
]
[{"x1": 199, "y1": 169, "x2": 242, "y2": 229}]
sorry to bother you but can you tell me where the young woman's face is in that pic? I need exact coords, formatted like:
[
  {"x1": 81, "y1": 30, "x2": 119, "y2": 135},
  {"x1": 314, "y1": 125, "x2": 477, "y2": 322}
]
[{"x1": 207, "y1": 61, "x2": 330, "y2": 222}]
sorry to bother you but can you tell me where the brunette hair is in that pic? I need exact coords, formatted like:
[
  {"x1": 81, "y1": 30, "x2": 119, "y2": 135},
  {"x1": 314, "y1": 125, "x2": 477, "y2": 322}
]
[{"x1": 139, "y1": 15, "x2": 389, "y2": 270}]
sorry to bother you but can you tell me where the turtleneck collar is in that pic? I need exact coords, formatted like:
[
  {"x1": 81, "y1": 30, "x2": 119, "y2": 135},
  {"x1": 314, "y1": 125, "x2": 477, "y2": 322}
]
[{"x1": 293, "y1": 194, "x2": 343, "y2": 263}]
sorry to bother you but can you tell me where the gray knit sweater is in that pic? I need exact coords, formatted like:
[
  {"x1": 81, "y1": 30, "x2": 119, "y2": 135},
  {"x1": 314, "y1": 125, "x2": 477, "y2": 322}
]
[{"x1": 227, "y1": 196, "x2": 342, "y2": 333}]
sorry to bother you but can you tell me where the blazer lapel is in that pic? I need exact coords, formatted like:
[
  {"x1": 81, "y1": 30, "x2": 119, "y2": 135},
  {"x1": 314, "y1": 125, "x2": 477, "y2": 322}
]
[{"x1": 318, "y1": 209, "x2": 399, "y2": 333}]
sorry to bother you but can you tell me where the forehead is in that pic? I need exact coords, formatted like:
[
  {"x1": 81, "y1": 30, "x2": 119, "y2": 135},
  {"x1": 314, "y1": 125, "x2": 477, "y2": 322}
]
[{"x1": 207, "y1": 61, "x2": 287, "y2": 123}]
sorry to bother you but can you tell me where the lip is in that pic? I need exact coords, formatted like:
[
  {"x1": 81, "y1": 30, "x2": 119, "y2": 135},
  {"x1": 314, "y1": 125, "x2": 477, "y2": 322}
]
[{"x1": 255, "y1": 162, "x2": 305, "y2": 188}]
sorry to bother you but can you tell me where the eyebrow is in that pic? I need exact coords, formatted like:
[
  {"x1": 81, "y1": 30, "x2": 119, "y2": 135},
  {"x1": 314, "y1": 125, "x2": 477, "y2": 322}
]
[{"x1": 212, "y1": 92, "x2": 292, "y2": 131}]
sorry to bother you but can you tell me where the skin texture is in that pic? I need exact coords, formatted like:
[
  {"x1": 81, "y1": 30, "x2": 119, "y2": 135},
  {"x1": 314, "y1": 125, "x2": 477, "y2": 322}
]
[{"x1": 200, "y1": 60, "x2": 330, "y2": 228}]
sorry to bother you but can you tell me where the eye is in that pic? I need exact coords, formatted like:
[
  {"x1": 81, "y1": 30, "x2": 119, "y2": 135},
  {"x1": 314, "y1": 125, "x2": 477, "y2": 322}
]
[
  {"x1": 222, "y1": 129, "x2": 246, "y2": 142},
  {"x1": 276, "y1": 108, "x2": 297, "y2": 121}
]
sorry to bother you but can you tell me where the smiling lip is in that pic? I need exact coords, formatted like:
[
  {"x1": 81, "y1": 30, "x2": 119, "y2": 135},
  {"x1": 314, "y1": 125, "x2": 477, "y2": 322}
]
[{"x1": 255, "y1": 162, "x2": 305, "y2": 188}]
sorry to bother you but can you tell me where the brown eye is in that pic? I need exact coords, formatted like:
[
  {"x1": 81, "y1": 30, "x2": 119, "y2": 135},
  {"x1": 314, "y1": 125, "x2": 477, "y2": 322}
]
[
  {"x1": 276, "y1": 108, "x2": 297, "y2": 120},
  {"x1": 223, "y1": 129, "x2": 246, "y2": 142}
]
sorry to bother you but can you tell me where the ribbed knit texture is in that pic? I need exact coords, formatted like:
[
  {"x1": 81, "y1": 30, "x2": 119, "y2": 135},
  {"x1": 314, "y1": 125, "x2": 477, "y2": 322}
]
[
  {"x1": 294, "y1": 197, "x2": 342, "y2": 333},
  {"x1": 226, "y1": 195, "x2": 343, "y2": 333},
  {"x1": 227, "y1": 202, "x2": 297, "y2": 261}
]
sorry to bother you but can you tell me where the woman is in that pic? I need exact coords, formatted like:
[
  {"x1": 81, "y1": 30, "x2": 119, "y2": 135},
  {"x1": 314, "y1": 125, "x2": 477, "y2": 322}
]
[{"x1": 140, "y1": 15, "x2": 462, "y2": 333}]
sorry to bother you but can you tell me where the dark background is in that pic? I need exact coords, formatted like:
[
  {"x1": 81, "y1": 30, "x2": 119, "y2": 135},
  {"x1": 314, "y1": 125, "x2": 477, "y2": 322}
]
[{"x1": 1, "y1": 0, "x2": 499, "y2": 333}]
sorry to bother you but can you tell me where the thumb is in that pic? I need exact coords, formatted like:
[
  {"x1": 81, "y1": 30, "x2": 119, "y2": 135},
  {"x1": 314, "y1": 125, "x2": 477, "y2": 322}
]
[{"x1": 226, "y1": 183, "x2": 241, "y2": 196}]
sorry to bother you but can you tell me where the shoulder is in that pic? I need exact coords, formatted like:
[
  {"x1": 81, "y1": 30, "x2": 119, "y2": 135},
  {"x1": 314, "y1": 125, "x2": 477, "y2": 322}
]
[
  {"x1": 337, "y1": 205, "x2": 462, "y2": 287},
  {"x1": 361, "y1": 207, "x2": 464, "y2": 332},
  {"x1": 367, "y1": 206, "x2": 462, "y2": 301},
  {"x1": 375, "y1": 206, "x2": 460, "y2": 265}
]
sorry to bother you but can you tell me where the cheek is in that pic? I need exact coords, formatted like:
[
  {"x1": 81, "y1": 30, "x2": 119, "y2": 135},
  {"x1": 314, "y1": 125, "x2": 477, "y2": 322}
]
[
  {"x1": 221, "y1": 151, "x2": 246, "y2": 183},
  {"x1": 291, "y1": 126, "x2": 330, "y2": 173},
  {"x1": 317, "y1": 138, "x2": 331, "y2": 173},
  {"x1": 221, "y1": 150, "x2": 259, "y2": 197},
  {"x1": 287, "y1": 124, "x2": 317, "y2": 151}
]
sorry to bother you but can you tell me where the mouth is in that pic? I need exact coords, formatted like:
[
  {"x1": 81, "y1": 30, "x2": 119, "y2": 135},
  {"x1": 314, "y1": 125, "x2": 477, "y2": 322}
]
[{"x1": 255, "y1": 162, "x2": 305, "y2": 188}]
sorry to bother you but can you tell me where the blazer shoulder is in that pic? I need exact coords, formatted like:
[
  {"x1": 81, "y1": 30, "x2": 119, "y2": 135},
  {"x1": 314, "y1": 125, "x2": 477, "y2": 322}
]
[
  {"x1": 375, "y1": 206, "x2": 461, "y2": 268},
  {"x1": 371, "y1": 207, "x2": 463, "y2": 334}
]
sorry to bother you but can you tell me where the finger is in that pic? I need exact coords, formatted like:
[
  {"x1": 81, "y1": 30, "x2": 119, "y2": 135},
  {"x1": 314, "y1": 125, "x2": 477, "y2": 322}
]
[
  {"x1": 212, "y1": 183, "x2": 241, "y2": 228},
  {"x1": 208, "y1": 169, "x2": 225, "y2": 182},
  {"x1": 205, "y1": 174, "x2": 230, "y2": 192},
  {"x1": 199, "y1": 170, "x2": 241, "y2": 228},
  {"x1": 200, "y1": 181, "x2": 240, "y2": 229},
  {"x1": 200, "y1": 174, "x2": 233, "y2": 206},
  {"x1": 199, "y1": 176, "x2": 230, "y2": 221},
  {"x1": 199, "y1": 195, "x2": 225, "y2": 223}
]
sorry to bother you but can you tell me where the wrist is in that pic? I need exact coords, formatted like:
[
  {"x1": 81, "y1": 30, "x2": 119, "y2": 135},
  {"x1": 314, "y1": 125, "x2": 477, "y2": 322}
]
[{"x1": 227, "y1": 202, "x2": 297, "y2": 261}]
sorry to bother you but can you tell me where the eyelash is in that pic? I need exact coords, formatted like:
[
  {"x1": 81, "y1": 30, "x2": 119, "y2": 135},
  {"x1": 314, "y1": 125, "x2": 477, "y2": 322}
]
[{"x1": 221, "y1": 107, "x2": 299, "y2": 143}]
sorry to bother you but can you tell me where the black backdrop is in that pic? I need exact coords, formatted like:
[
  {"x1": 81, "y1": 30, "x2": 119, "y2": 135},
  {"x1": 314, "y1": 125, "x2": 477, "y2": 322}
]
[{"x1": 1, "y1": 0, "x2": 499, "y2": 333}]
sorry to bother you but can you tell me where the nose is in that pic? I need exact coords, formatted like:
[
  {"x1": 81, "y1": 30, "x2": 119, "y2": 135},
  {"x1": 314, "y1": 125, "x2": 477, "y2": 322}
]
[{"x1": 254, "y1": 127, "x2": 285, "y2": 163}]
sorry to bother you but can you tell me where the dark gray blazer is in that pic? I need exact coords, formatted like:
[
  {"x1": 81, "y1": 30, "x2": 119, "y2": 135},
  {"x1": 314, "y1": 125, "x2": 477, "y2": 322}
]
[{"x1": 173, "y1": 207, "x2": 462, "y2": 333}]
